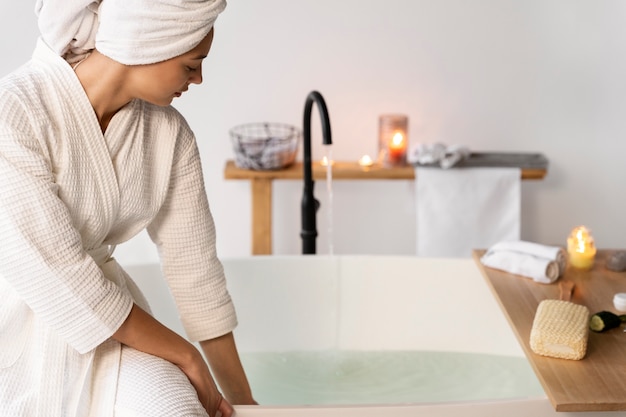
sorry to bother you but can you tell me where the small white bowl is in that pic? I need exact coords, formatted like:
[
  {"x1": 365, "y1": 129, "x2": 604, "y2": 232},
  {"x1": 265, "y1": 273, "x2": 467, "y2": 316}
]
[{"x1": 613, "y1": 293, "x2": 626, "y2": 312}]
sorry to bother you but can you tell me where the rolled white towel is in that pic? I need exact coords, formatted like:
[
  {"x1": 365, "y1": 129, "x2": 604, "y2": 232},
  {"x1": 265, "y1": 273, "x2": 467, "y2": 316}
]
[
  {"x1": 439, "y1": 145, "x2": 470, "y2": 169},
  {"x1": 480, "y1": 250, "x2": 560, "y2": 284},
  {"x1": 408, "y1": 143, "x2": 470, "y2": 168},
  {"x1": 484, "y1": 240, "x2": 567, "y2": 276},
  {"x1": 409, "y1": 143, "x2": 446, "y2": 165}
]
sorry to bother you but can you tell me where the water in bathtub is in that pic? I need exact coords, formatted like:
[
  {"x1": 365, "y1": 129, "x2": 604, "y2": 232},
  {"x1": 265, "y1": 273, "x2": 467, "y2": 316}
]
[{"x1": 239, "y1": 350, "x2": 545, "y2": 406}]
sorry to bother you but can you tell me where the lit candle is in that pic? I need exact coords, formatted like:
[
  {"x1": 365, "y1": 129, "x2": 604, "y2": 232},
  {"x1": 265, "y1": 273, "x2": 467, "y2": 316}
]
[
  {"x1": 378, "y1": 114, "x2": 409, "y2": 167},
  {"x1": 567, "y1": 226, "x2": 597, "y2": 270},
  {"x1": 320, "y1": 156, "x2": 334, "y2": 166},
  {"x1": 358, "y1": 154, "x2": 374, "y2": 168},
  {"x1": 388, "y1": 132, "x2": 407, "y2": 162}
]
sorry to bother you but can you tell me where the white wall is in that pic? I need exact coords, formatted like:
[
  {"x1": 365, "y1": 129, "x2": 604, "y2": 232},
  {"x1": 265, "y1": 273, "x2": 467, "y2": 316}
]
[{"x1": 2, "y1": 1, "x2": 625, "y2": 264}]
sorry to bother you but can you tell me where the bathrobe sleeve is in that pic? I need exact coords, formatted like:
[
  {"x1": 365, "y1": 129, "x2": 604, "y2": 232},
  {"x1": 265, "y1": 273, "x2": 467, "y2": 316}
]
[
  {"x1": 147, "y1": 116, "x2": 237, "y2": 342},
  {"x1": 0, "y1": 91, "x2": 134, "y2": 354}
]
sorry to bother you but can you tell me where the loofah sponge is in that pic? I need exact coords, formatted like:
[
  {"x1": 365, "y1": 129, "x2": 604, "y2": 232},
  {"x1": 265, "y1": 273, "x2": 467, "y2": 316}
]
[{"x1": 529, "y1": 299, "x2": 590, "y2": 360}]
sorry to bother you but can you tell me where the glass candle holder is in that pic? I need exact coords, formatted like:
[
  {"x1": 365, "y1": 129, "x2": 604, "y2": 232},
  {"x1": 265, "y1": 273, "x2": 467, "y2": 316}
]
[
  {"x1": 378, "y1": 114, "x2": 409, "y2": 167},
  {"x1": 567, "y1": 226, "x2": 597, "y2": 270}
]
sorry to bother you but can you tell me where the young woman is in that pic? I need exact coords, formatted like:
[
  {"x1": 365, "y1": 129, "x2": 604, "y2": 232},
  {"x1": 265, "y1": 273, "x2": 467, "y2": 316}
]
[{"x1": 0, "y1": 0, "x2": 255, "y2": 416}]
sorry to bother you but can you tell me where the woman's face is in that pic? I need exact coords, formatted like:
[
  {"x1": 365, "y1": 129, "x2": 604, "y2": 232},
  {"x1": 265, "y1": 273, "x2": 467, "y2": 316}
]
[{"x1": 130, "y1": 28, "x2": 215, "y2": 106}]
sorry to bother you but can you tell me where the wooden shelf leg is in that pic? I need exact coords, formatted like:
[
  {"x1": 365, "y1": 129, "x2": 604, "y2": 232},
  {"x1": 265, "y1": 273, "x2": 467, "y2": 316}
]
[{"x1": 251, "y1": 178, "x2": 272, "y2": 255}]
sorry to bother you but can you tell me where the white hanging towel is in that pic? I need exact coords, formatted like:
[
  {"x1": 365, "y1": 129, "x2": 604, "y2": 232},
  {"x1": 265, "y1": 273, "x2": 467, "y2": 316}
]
[{"x1": 416, "y1": 167, "x2": 521, "y2": 257}]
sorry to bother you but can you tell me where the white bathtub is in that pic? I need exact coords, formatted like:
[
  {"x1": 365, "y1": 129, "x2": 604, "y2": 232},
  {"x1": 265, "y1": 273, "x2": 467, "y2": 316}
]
[{"x1": 126, "y1": 256, "x2": 616, "y2": 417}]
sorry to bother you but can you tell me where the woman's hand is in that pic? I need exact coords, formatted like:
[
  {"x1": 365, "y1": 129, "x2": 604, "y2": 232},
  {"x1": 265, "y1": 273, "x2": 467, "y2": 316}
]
[
  {"x1": 112, "y1": 305, "x2": 235, "y2": 416},
  {"x1": 215, "y1": 394, "x2": 235, "y2": 417},
  {"x1": 178, "y1": 350, "x2": 234, "y2": 417},
  {"x1": 200, "y1": 333, "x2": 257, "y2": 406}
]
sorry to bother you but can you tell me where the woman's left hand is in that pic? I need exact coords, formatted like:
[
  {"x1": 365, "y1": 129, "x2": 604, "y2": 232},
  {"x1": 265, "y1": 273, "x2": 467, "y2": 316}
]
[
  {"x1": 212, "y1": 393, "x2": 234, "y2": 417},
  {"x1": 178, "y1": 352, "x2": 232, "y2": 417}
]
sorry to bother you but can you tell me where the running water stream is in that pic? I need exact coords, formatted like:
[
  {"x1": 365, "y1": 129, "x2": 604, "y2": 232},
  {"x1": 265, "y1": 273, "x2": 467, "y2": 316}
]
[{"x1": 324, "y1": 146, "x2": 334, "y2": 255}]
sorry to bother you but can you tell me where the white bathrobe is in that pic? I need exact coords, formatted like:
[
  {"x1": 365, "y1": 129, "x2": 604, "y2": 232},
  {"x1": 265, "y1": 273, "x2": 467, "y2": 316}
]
[{"x1": 0, "y1": 39, "x2": 237, "y2": 416}]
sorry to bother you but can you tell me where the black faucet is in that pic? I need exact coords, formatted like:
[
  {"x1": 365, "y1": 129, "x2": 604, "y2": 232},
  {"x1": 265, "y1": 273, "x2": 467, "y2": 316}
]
[{"x1": 301, "y1": 91, "x2": 332, "y2": 254}]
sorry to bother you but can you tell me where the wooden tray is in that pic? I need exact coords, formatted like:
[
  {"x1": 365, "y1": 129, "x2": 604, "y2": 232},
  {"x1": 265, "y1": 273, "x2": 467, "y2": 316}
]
[{"x1": 473, "y1": 249, "x2": 626, "y2": 412}]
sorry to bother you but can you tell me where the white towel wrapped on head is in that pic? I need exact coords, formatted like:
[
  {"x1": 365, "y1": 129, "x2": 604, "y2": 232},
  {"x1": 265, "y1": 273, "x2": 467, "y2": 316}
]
[
  {"x1": 35, "y1": 0, "x2": 100, "y2": 64},
  {"x1": 97, "y1": 0, "x2": 226, "y2": 65},
  {"x1": 35, "y1": 0, "x2": 226, "y2": 65},
  {"x1": 480, "y1": 240, "x2": 567, "y2": 284}
]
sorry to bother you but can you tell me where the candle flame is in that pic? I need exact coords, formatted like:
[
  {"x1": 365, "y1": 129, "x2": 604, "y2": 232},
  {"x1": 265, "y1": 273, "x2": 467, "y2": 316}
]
[
  {"x1": 320, "y1": 156, "x2": 334, "y2": 166},
  {"x1": 392, "y1": 132, "x2": 404, "y2": 146},
  {"x1": 569, "y1": 226, "x2": 595, "y2": 254},
  {"x1": 576, "y1": 228, "x2": 586, "y2": 253},
  {"x1": 358, "y1": 154, "x2": 374, "y2": 167}
]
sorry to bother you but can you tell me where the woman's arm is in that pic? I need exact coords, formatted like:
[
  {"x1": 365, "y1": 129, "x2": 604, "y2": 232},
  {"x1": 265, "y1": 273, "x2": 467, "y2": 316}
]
[
  {"x1": 112, "y1": 303, "x2": 234, "y2": 417},
  {"x1": 200, "y1": 333, "x2": 257, "y2": 405},
  {"x1": 144, "y1": 118, "x2": 255, "y2": 407}
]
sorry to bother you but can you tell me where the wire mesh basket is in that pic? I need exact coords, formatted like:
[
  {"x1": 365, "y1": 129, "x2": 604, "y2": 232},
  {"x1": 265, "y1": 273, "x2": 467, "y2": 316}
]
[{"x1": 230, "y1": 122, "x2": 301, "y2": 170}]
